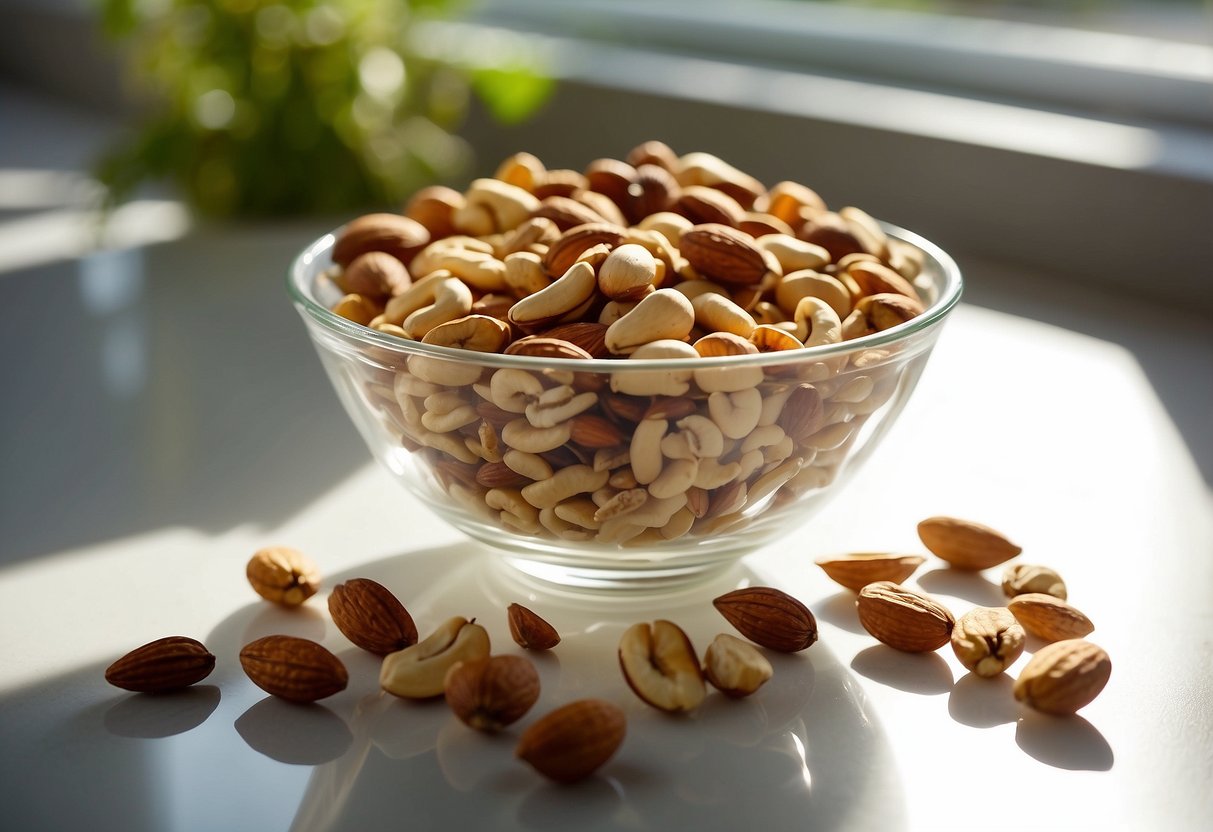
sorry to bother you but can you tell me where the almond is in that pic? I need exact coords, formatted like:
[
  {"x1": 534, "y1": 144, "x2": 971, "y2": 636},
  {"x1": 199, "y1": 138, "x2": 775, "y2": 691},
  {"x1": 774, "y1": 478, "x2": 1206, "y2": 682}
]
[
  {"x1": 537, "y1": 321, "x2": 612, "y2": 357},
  {"x1": 916, "y1": 516, "x2": 1022, "y2": 571},
  {"x1": 443, "y1": 655, "x2": 541, "y2": 732},
  {"x1": 1013, "y1": 639, "x2": 1111, "y2": 715},
  {"x1": 327, "y1": 578, "x2": 418, "y2": 655},
  {"x1": 815, "y1": 553, "x2": 927, "y2": 592},
  {"x1": 516, "y1": 699, "x2": 626, "y2": 784},
  {"x1": 476, "y1": 461, "x2": 533, "y2": 489},
  {"x1": 246, "y1": 546, "x2": 321, "y2": 607},
  {"x1": 507, "y1": 603, "x2": 562, "y2": 650},
  {"x1": 239, "y1": 635, "x2": 348, "y2": 702},
  {"x1": 856, "y1": 581, "x2": 955, "y2": 653},
  {"x1": 105, "y1": 636, "x2": 216, "y2": 694},
  {"x1": 679, "y1": 224, "x2": 769, "y2": 285},
  {"x1": 674, "y1": 185, "x2": 746, "y2": 227},
  {"x1": 712, "y1": 586, "x2": 818, "y2": 652},
  {"x1": 332, "y1": 213, "x2": 430, "y2": 267},
  {"x1": 569, "y1": 413, "x2": 626, "y2": 449},
  {"x1": 542, "y1": 222, "x2": 625, "y2": 277},
  {"x1": 776, "y1": 384, "x2": 826, "y2": 445},
  {"x1": 504, "y1": 336, "x2": 594, "y2": 361},
  {"x1": 1007, "y1": 593, "x2": 1095, "y2": 642},
  {"x1": 618, "y1": 620, "x2": 706, "y2": 713}
]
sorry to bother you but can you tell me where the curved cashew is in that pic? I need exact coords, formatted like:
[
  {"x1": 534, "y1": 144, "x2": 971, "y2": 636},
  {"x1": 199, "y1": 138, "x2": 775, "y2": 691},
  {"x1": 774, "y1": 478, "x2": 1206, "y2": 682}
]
[
  {"x1": 382, "y1": 271, "x2": 452, "y2": 326},
  {"x1": 421, "y1": 314, "x2": 510, "y2": 352},
  {"x1": 609, "y1": 340, "x2": 699, "y2": 397},
  {"x1": 503, "y1": 251, "x2": 551, "y2": 298},
  {"x1": 501, "y1": 217, "x2": 559, "y2": 256},
  {"x1": 691, "y1": 293, "x2": 757, "y2": 338},
  {"x1": 539, "y1": 507, "x2": 593, "y2": 541},
  {"x1": 420, "y1": 391, "x2": 479, "y2": 433},
  {"x1": 649, "y1": 458, "x2": 699, "y2": 500},
  {"x1": 395, "y1": 372, "x2": 442, "y2": 399},
  {"x1": 489, "y1": 369, "x2": 544, "y2": 414},
  {"x1": 525, "y1": 385, "x2": 598, "y2": 429},
  {"x1": 776, "y1": 270, "x2": 853, "y2": 320},
  {"x1": 604, "y1": 289, "x2": 695, "y2": 354},
  {"x1": 422, "y1": 249, "x2": 508, "y2": 293},
  {"x1": 402, "y1": 277, "x2": 474, "y2": 339},
  {"x1": 407, "y1": 354, "x2": 482, "y2": 387},
  {"x1": 756, "y1": 234, "x2": 830, "y2": 273},
  {"x1": 747, "y1": 457, "x2": 804, "y2": 506},
  {"x1": 638, "y1": 211, "x2": 692, "y2": 245},
  {"x1": 661, "y1": 415, "x2": 725, "y2": 460},
  {"x1": 608, "y1": 467, "x2": 639, "y2": 489},
  {"x1": 693, "y1": 458, "x2": 742, "y2": 490},
  {"x1": 658, "y1": 507, "x2": 697, "y2": 541},
  {"x1": 803, "y1": 421, "x2": 854, "y2": 452},
  {"x1": 485, "y1": 488, "x2": 542, "y2": 534},
  {"x1": 833, "y1": 375, "x2": 875, "y2": 404},
  {"x1": 418, "y1": 428, "x2": 479, "y2": 464},
  {"x1": 735, "y1": 449, "x2": 765, "y2": 482},
  {"x1": 792, "y1": 296, "x2": 843, "y2": 347},
  {"x1": 672, "y1": 279, "x2": 730, "y2": 302},
  {"x1": 465, "y1": 178, "x2": 540, "y2": 232},
  {"x1": 708, "y1": 388, "x2": 763, "y2": 439},
  {"x1": 740, "y1": 424, "x2": 787, "y2": 455},
  {"x1": 508, "y1": 261, "x2": 598, "y2": 331},
  {"x1": 521, "y1": 465, "x2": 610, "y2": 510},
  {"x1": 501, "y1": 418, "x2": 572, "y2": 454},
  {"x1": 502, "y1": 449, "x2": 552, "y2": 481},
  {"x1": 553, "y1": 498, "x2": 602, "y2": 530},
  {"x1": 629, "y1": 417, "x2": 668, "y2": 485},
  {"x1": 762, "y1": 435, "x2": 795, "y2": 466}
]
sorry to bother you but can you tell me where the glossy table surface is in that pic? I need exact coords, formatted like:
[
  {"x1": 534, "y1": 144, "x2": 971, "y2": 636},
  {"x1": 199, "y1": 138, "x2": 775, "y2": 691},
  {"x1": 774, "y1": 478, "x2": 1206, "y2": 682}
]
[{"x1": 1, "y1": 224, "x2": 1211, "y2": 831}]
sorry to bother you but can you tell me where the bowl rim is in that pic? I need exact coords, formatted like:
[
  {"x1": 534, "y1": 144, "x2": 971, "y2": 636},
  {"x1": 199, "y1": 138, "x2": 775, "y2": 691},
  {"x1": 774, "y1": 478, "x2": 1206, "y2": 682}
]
[{"x1": 287, "y1": 220, "x2": 963, "y2": 371}]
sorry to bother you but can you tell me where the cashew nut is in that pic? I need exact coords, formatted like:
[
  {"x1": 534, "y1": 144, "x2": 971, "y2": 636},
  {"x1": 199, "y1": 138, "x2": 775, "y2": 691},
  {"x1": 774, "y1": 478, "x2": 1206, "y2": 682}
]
[
  {"x1": 708, "y1": 388, "x2": 763, "y2": 439},
  {"x1": 508, "y1": 261, "x2": 598, "y2": 331},
  {"x1": 604, "y1": 289, "x2": 695, "y2": 355},
  {"x1": 629, "y1": 417, "x2": 668, "y2": 485},
  {"x1": 502, "y1": 449, "x2": 552, "y2": 481},
  {"x1": 521, "y1": 465, "x2": 610, "y2": 509},
  {"x1": 489, "y1": 368, "x2": 544, "y2": 413},
  {"x1": 609, "y1": 340, "x2": 699, "y2": 397},
  {"x1": 525, "y1": 385, "x2": 598, "y2": 429},
  {"x1": 501, "y1": 418, "x2": 572, "y2": 454}
]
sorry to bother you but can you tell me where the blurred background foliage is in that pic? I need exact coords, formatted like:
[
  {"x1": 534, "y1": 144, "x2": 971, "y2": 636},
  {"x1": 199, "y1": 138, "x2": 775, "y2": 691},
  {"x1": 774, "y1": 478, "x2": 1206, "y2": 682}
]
[{"x1": 96, "y1": 0, "x2": 553, "y2": 217}]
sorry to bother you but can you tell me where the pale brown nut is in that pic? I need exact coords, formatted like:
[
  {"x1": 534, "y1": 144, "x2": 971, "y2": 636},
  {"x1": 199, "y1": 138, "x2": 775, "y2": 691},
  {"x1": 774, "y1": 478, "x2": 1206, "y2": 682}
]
[
  {"x1": 246, "y1": 546, "x2": 320, "y2": 607},
  {"x1": 536, "y1": 321, "x2": 611, "y2": 358},
  {"x1": 775, "y1": 384, "x2": 826, "y2": 445},
  {"x1": 855, "y1": 292, "x2": 925, "y2": 331},
  {"x1": 917, "y1": 516, "x2": 1023, "y2": 571},
  {"x1": 105, "y1": 636, "x2": 216, "y2": 694},
  {"x1": 856, "y1": 581, "x2": 955, "y2": 653},
  {"x1": 815, "y1": 553, "x2": 927, "y2": 592},
  {"x1": 798, "y1": 212, "x2": 867, "y2": 261},
  {"x1": 504, "y1": 336, "x2": 594, "y2": 361},
  {"x1": 618, "y1": 620, "x2": 706, "y2": 713},
  {"x1": 239, "y1": 635, "x2": 348, "y2": 703},
  {"x1": 380, "y1": 616, "x2": 491, "y2": 699},
  {"x1": 598, "y1": 243, "x2": 659, "y2": 301},
  {"x1": 535, "y1": 170, "x2": 591, "y2": 201},
  {"x1": 674, "y1": 185, "x2": 746, "y2": 227},
  {"x1": 533, "y1": 195, "x2": 606, "y2": 230},
  {"x1": 679, "y1": 223, "x2": 769, "y2": 286},
  {"x1": 950, "y1": 607, "x2": 1026, "y2": 677},
  {"x1": 629, "y1": 164, "x2": 680, "y2": 222},
  {"x1": 332, "y1": 213, "x2": 430, "y2": 267},
  {"x1": 516, "y1": 699, "x2": 626, "y2": 784},
  {"x1": 1013, "y1": 639, "x2": 1111, "y2": 715},
  {"x1": 421, "y1": 314, "x2": 511, "y2": 353},
  {"x1": 712, "y1": 586, "x2": 818, "y2": 652},
  {"x1": 508, "y1": 603, "x2": 561, "y2": 650},
  {"x1": 443, "y1": 655, "x2": 541, "y2": 732},
  {"x1": 676, "y1": 151, "x2": 766, "y2": 209},
  {"x1": 1007, "y1": 594, "x2": 1095, "y2": 642},
  {"x1": 627, "y1": 139, "x2": 679, "y2": 171},
  {"x1": 404, "y1": 185, "x2": 463, "y2": 239},
  {"x1": 328, "y1": 578, "x2": 418, "y2": 656},
  {"x1": 703, "y1": 633, "x2": 773, "y2": 698},
  {"x1": 1002, "y1": 563, "x2": 1068, "y2": 600},
  {"x1": 542, "y1": 222, "x2": 626, "y2": 277},
  {"x1": 332, "y1": 293, "x2": 380, "y2": 326}
]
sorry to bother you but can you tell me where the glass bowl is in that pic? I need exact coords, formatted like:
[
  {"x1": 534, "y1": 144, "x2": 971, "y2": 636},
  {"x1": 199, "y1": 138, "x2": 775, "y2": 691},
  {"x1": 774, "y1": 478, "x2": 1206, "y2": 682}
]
[{"x1": 288, "y1": 223, "x2": 961, "y2": 589}]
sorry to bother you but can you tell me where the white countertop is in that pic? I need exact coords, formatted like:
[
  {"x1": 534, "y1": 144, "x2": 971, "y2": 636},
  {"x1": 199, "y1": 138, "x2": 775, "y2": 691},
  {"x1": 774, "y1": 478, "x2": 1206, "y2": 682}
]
[{"x1": 1, "y1": 225, "x2": 1210, "y2": 831}]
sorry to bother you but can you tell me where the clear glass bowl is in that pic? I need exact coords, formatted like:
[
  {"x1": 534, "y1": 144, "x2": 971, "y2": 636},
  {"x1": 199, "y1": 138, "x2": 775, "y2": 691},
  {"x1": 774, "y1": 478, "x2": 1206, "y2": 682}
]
[{"x1": 288, "y1": 223, "x2": 962, "y2": 589}]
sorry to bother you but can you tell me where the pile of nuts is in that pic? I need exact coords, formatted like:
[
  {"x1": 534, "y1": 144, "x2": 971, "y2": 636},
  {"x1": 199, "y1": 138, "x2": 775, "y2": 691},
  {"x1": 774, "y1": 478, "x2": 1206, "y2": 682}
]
[
  {"x1": 319, "y1": 142, "x2": 940, "y2": 547},
  {"x1": 816, "y1": 515, "x2": 1111, "y2": 716},
  {"x1": 105, "y1": 524, "x2": 1111, "y2": 785}
]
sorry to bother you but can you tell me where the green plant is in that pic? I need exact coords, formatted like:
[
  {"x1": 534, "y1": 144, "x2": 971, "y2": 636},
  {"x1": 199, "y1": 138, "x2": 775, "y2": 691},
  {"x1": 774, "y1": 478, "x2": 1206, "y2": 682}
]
[{"x1": 97, "y1": 0, "x2": 552, "y2": 217}]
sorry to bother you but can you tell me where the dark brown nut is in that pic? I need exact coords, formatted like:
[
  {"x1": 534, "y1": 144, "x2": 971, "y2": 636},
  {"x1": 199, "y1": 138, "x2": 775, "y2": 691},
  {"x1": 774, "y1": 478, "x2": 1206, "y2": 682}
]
[
  {"x1": 476, "y1": 461, "x2": 533, "y2": 489},
  {"x1": 629, "y1": 164, "x2": 680, "y2": 222},
  {"x1": 845, "y1": 260, "x2": 919, "y2": 301},
  {"x1": 712, "y1": 586, "x2": 818, "y2": 652},
  {"x1": 680, "y1": 224, "x2": 770, "y2": 286},
  {"x1": 105, "y1": 636, "x2": 216, "y2": 693},
  {"x1": 504, "y1": 336, "x2": 595, "y2": 360},
  {"x1": 338, "y1": 251, "x2": 411, "y2": 299},
  {"x1": 333, "y1": 213, "x2": 430, "y2": 267},
  {"x1": 538, "y1": 322, "x2": 611, "y2": 357},
  {"x1": 508, "y1": 603, "x2": 562, "y2": 650},
  {"x1": 776, "y1": 383, "x2": 826, "y2": 445},
  {"x1": 533, "y1": 169, "x2": 590, "y2": 200},
  {"x1": 674, "y1": 185, "x2": 746, "y2": 227},
  {"x1": 404, "y1": 185, "x2": 464, "y2": 239},
  {"x1": 798, "y1": 212, "x2": 867, "y2": 260},
  {"x1": 626, "y1": 140, "x2": 679, "y2": 171},
  {"x1": 516, "y1": 699, "x2": 626, "y2": 784},
  {"x1": 584, "y1": 158, "x2": 638, "y2": 209},
  {"x1": 328, "y1": 578, "x2": 418, "y2": 655},
  {"x1": 570, "y1": 413, "x2": 627, "y2": 448},
  {"x1": 542, "y1": 223, "x2": 626, "y2": 277},
  {"x1": 239, "y1": 635, "x2": 348, "y2": 703},
  {"x1": 533, "y1": 195, "x2": 609, "y2": 230},
  {"x1": 444, "y1": 655, "x2": 541, "y2": 731},
  {"x1": 856, "y1": 581, "x2": 955, "y2": 653}
]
